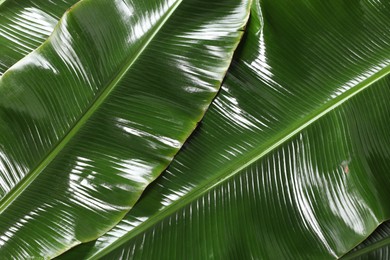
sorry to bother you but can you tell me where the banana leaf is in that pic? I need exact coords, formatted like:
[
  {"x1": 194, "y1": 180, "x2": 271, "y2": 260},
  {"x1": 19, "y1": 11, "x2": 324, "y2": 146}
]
[
  {"x1": 61, "y1": 0, "x2": 390, "y2": 258},
  {"x1": 0, "y1": 0, "x2": 250, "y2": 257},
  {"x1": 0, "y1": 0, "x2": 80, "y2": 75},
  {"x1": 342, "y1": 221, "x2": 390, "y2": 259}
]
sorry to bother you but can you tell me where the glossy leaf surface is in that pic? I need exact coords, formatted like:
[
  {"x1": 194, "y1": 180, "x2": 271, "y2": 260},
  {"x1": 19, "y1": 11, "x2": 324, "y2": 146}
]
[
  {"x1": 0, "y1": 0, "x2": 250, "y2": 257},
  {"x1": 0, "y1": 0, "x2": 80, "y2": 75},
  {"x1": 61, "y1": 0, "x2": 390, "y2": 258}
]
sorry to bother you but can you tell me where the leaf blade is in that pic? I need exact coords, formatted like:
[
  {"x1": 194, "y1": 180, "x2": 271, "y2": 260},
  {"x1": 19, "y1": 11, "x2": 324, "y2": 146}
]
[
  {"x1": 0, "y1": 0, "x2": 81, "y2": 75},
  {"x1": 61, "y1": 0, "x2": 390, "y2": 258}
]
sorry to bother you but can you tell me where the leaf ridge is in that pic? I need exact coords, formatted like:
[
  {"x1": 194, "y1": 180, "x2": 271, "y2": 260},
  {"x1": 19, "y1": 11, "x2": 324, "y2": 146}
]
[{"x1": 342, "y1": 235, "x2": 390, "y2": 259}]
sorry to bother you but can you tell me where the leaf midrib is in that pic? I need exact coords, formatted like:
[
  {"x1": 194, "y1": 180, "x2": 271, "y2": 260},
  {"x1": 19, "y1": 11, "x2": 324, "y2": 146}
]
[
  {"x1": 341, "y1": 232, "x2": 390, "y2": 259},
  {"x1": 90, "y1": 61, "x2": 390, "y2": 258},
  {"x1": 0, "y1": 0, "x2": 183, "y2": 213}
]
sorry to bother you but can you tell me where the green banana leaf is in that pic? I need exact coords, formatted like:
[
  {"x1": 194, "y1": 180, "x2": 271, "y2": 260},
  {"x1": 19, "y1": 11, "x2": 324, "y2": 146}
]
[
  {"x1": 0, "y1": 0, "x2": 80, "y2": 75},
  {"x1": 342, "y1": 221, "x2": 390, "y2": 259},
  {"x1": 0, "y1": 0, "x2": 250, "y2": 258},
  {"x1": 61, "y1": 0, "x2": 390, "y2": 259}
]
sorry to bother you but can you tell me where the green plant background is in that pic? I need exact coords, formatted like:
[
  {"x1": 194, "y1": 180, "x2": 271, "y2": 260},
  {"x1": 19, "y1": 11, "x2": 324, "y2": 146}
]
[{"x1": 0, "y1": 0, "x2": 390, "y2": 259}]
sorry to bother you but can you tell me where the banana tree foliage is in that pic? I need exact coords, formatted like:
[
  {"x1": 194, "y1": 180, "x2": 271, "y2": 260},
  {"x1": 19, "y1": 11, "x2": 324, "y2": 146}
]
[{"x1": 1, "y1": 0, "x2": 390, "y2": 259}]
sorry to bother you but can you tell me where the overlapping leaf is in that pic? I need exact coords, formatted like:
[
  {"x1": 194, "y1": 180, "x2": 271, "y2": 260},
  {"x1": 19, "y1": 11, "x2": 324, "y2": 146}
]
[
  {"x1": 342, "y1": 221, "x2": 390, "y2": 259},
  {"x1": 61, "y1": 0, "x2": 390, "y2": 258},
  {"x1": 0, "y1": 0, "x2": 80, "y2": 75},
  {"x1": 0, "y1": 0, "x2": 251, "y2": 257}
]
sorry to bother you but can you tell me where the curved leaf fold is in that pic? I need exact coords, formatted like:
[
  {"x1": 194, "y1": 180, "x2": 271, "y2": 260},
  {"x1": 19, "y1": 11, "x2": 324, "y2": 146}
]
[
  {"x1": 0, "y1": 0, "x2": 80, "y2": 75},
  {"x1": 0, "y1": 0, "x2": 251, "y2": 257}
]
